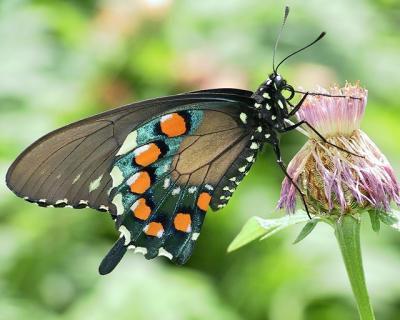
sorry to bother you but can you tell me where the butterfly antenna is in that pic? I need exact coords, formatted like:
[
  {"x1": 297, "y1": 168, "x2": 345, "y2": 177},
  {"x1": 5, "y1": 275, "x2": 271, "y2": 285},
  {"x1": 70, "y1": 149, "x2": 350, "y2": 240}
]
[
  {"x1": 272, "y1": 6, "x2": 290, "y2": 73},
  {"x1": 275, "y1": 31, "x2": 326, "y2": 72}
]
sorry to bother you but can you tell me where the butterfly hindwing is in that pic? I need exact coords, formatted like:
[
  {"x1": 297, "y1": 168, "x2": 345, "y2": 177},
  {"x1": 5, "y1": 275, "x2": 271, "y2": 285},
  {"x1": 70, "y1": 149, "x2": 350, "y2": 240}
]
[{"x1": 103, "y1": 104, "x2": 258, "y2": 270}]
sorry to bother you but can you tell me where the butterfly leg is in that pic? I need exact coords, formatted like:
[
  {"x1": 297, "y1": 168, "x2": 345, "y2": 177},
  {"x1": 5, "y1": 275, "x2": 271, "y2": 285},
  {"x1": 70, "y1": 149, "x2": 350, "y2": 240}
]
[
  {"x1": 294, "y1": 90, "x2": 361, "y2": 101},
  {"x1": 281, "y1": 120, "x2": 363, "y2": 158},
  {"x1": 287, "y1": 92, "x2": 309, "y2": 117},
  {"x1": 272, "y1": 143, "x2": 311, "y2": 218}
]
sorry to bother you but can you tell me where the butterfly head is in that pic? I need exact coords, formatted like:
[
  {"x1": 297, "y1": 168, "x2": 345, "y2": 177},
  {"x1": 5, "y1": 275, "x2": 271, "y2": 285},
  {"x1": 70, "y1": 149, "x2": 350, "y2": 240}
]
[{"x1": 269, "y1": 73, "x2": 287, "y2": 90}]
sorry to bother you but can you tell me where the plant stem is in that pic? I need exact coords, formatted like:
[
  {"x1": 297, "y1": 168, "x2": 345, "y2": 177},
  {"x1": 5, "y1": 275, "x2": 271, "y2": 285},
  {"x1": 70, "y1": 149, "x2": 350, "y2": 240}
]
[{"x1": 334, "y1": 215, "x2": 375, "y2": 320}]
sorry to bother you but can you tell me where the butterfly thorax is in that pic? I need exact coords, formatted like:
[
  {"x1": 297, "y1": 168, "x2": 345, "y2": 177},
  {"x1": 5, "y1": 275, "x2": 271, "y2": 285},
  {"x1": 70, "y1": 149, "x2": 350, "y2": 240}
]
[{"x1": 250, "y1": 73, "x2": 294, "y2": 142}]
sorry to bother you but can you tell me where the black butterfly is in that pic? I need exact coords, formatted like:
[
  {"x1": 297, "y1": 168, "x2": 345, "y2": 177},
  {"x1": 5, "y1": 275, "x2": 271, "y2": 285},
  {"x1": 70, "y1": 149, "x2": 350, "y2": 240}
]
[{"x1": 6, "y1": 7, "x2": 355, "y2": 274}]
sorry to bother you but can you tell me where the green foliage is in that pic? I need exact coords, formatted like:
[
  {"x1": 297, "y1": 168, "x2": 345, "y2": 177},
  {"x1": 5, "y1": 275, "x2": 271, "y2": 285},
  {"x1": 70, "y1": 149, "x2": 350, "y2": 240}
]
[
  {"x1": 228, "y1": 211, "x2": 312, "y2": 252},
  {"x1": 377, "y1": 209, "x2": 400, "y2": 231},
  {"x1": 293, "y1": 219, "x2": 320, "y2": 244},
  {"x1": 368, "y1": 211, "x2": 381, "y2": 233}
]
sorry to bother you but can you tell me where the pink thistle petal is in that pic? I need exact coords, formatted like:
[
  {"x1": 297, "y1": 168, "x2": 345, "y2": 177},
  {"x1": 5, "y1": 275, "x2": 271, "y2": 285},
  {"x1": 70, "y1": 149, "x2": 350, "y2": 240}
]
[{"x1": 278, "y1": 83, "x2": 400, "y2": 215}]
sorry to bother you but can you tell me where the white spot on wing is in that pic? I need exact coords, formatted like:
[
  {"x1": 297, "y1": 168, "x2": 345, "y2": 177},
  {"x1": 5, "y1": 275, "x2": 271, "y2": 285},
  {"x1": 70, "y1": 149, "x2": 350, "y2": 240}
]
[
  {"x1": 163, "y1": 178, "x2": 170, "y2": 189},
  {"x1": 116, "y1": 131, "x2": 138, "y2": 156},
  {"x1": 111, "y1": 166, "x2": 124, "y2": 188},
  {"x1": 188, "y1": 186, "x2": 197, "y2": 194},
  {"x1": 263, "y1": 92, "x2": 270, "y2": 99},
  {"x1": 89, "y1": 175, "x2": 103, "y2": 193},
  {"x1": 205, "y1": 184, "x2": 213, "y2": 191},
  {"x1": 172, "y1": 187, "x2": 181, "y2": 195},
  {"x1": 192, "y1": 233, "x2": 200, "y2": 240},
  {"x1": 112, "y1": 193, "x2": 124, "y2": 215},
  {"x1": 250, "y1": 142, "x2": 259, "y2": 150},
  {"x1": 55, "y1": 199, "x2": 67, "y2": 205},
  {"x1": 158, "y1": 248, "x2": 173, "y2": 260},
  {"x1": 246, "y1": 155, "x2": 254, "y2": 162},
  {"x1": 238, "y1": 166, "x2": 246, "y2": 173},
  {"x1": 118, "y1": 225, "x2": 131, "y2": 245},
  {"x1": 72, "y1": 174, "x2": 81, "y2": 184},
  {"x1": 271, "y1": 115, "x2": 276, "y2": 120},
  {"x1": 266, "y1": 104, "x2": 271, "y2": 110},
  {"x1": 239, "y1": 112, "x2": 247, "y2": 124},
  {"x1": 134, "y1": 247, "x2": 148, "y2": 255}
]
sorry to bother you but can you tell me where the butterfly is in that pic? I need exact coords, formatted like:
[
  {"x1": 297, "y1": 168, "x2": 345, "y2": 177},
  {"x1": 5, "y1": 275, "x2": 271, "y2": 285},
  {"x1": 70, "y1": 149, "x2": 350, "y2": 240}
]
[{"x1": 6, "y1": 7, "x2": 353, "y2": 274}]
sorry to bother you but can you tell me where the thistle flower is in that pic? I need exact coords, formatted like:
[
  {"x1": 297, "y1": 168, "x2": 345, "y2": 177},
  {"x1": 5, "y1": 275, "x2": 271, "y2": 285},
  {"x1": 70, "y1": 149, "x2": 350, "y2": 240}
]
[
  {"x1": 278, "y1": 83, "x2": 400, "y2": 215},
  {"x1": 231, "y1": 82, "x2": 400, "y2": 320}
]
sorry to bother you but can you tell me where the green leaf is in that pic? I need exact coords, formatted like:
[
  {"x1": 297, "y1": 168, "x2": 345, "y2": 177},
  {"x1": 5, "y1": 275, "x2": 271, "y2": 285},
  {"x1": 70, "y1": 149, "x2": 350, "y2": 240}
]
[
  {"x1": 293, "y1": 219, "x2": 319, "y2": 244},
  {"x1": 378, "y1": 209, "x2": 400, "y2": 231},
  {"x1": 228, "y1": 211, "x2": 311, "y2": 252},
  {"x1": 378, "y1": 210, "x2": 400, "y2": 228},
  {"x1": 368, "y1": 211, "x2": 380, "y2": 233},
  {"x1": 227, "y1": 217, "x2": 270, "y2": 253}
]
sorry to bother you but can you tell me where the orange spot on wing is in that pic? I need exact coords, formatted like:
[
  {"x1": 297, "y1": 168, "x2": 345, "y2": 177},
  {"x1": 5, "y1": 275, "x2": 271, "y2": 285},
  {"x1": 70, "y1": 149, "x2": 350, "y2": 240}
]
[
  {"x1": 134, "y1": 143, "x2": 162, "y2": 166},
  {"x1": 174, "y1": 213, "x2": 192, "y2": 232},
  {"x1": 129, "y1": 171, "x2": 151, "y2": 194},
  {"x1": 160, "y1": 113, "x2": 187, "y2": 137},
  {"x1": 197, "y1": 192, "x2": 211, "y2": 211},
  {"x1": 144, "y1": 222, "x2": 164, "y2": 237},
  {"x1": 131, "y1": 198, "x2": 151, "y2": 220}
]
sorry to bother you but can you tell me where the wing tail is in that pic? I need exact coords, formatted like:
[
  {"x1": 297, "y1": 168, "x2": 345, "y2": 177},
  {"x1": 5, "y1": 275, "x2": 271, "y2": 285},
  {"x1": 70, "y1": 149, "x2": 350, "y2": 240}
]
[{"x1": 99, "y1": 237, "x2": 127, "y2": 275}]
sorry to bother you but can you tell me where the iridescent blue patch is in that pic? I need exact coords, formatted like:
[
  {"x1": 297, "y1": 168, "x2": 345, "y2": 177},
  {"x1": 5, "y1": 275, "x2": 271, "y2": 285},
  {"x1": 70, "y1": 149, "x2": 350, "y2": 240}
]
[{"x1": 109, "y1": 110, "x2": 204, "y2": 223}]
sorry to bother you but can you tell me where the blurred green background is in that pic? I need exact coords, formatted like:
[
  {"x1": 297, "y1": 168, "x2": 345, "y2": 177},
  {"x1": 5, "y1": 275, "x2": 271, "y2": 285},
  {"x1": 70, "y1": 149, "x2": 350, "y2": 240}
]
[{"x1": 1, "y1": 0, "x2": 399, "y2": 319}]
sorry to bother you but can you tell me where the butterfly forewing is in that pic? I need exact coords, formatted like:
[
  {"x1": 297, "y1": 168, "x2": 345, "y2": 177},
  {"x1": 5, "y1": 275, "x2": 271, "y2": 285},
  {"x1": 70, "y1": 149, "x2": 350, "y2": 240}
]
[{"x1": 6, "y1": 89, "x2": 253, "y2": 212}]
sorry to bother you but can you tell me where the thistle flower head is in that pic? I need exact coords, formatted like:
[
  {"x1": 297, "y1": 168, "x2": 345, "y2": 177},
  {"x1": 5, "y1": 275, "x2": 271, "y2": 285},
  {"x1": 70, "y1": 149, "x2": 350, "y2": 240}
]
[{"x1": 278, "y1": 83, "x2": 400, "y2": 215}]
